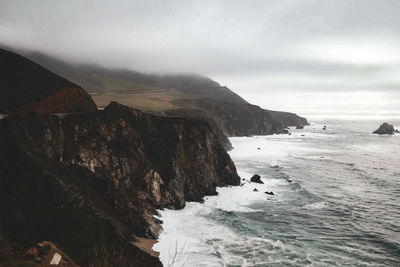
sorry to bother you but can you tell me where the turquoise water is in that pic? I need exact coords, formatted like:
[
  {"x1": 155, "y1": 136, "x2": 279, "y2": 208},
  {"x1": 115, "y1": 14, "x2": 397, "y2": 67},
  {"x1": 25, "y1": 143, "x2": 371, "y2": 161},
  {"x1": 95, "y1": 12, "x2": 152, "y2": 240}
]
[{"x1": 155, "y1": 119, "x2": 400, "y2": 266}]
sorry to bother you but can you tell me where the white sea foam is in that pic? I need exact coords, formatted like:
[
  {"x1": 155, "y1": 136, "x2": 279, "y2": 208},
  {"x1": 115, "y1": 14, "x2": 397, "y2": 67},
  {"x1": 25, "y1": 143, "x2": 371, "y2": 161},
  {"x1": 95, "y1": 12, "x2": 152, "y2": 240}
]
[{"x1": 302, "y1": 202, "x2": 329, "y2": 210}]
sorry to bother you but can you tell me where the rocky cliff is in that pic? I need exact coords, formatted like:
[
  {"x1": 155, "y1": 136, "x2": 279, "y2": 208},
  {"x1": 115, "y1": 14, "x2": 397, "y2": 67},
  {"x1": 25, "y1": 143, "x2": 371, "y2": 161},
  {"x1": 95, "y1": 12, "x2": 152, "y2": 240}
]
[
  {"x1": 19, "y1": 50, "x2": 307, "y2": 134},
  {"x1": 168, "y1": 98, "x2": 286, "y2": 138},
  {"x1": 0, "y1": 102, "x2": 240, "y2": 266},
  {"x1": 0, "y1": 48, "x2": 97, "y2": 114},
  {"x1": 265, "y1": 109, "x2": 309, "y2": 127}
]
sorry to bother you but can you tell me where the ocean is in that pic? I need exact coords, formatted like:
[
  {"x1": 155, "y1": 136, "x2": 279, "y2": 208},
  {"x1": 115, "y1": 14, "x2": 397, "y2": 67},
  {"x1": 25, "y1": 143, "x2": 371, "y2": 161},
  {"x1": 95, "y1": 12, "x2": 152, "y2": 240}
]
[{"x1": 153, "y1": 118, "x2": 400, "y2": 266}]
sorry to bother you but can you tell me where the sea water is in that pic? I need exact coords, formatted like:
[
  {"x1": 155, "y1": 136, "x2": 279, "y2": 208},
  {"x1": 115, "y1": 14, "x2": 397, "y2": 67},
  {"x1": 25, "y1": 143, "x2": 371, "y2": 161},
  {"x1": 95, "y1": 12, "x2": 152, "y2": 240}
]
[{"x1": 154, "y1": 119, "x2": 400, "y2": 266}]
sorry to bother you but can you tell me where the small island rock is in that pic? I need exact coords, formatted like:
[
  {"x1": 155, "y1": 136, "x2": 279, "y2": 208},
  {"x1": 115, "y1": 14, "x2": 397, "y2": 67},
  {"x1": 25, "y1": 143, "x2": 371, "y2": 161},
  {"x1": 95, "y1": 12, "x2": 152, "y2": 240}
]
[
  {"x1": 250, "y1": 174, "x2": 264, "y2": 184},
  {"x1": 373, "y1": 123, "x2": 395, "y2": 135}
]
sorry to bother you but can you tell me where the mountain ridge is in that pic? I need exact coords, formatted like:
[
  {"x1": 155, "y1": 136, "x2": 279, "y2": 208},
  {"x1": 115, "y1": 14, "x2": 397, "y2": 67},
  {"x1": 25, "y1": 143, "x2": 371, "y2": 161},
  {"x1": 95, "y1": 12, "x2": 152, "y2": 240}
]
[
  {"x1": 17, "y1": 49, "x2": 308, "y2": 149},
  {"x1": 0, "y1": 48, "x2": 97, "y2": 114}
]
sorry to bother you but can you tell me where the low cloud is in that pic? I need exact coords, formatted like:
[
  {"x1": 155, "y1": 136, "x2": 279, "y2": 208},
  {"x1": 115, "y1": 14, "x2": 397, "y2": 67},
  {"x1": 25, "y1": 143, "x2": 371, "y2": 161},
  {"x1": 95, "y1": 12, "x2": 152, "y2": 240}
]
[{"x1": 0, "y1": 0, "x2": 399, "y2": 112}]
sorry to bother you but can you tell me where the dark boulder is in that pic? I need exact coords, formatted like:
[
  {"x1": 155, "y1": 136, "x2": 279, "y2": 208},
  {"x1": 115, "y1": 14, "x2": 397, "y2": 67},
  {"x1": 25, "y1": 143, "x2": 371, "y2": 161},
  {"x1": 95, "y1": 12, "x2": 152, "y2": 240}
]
[
  {"x1": 373, "y1": 123, "x2": 395, "y2": 135},
  {"x1": 296, "y1": 125, "x2": 304, "y2": 129},
  {"x1": 265, "y1": 191, "x2": 274, "y2": 195},
  {"x1": 250, "y1": 174, "x2": 263, "y2": 184},
  {"x1": 253, "y1": 188, "x2": 259, "y2": 192}
]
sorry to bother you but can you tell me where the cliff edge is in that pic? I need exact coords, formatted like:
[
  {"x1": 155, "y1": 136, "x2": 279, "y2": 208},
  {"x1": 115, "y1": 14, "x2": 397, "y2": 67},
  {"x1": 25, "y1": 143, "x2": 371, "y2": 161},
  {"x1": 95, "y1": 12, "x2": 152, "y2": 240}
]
[{"x1": 0, "y1": 102, "x2": 239, "y2": 266}]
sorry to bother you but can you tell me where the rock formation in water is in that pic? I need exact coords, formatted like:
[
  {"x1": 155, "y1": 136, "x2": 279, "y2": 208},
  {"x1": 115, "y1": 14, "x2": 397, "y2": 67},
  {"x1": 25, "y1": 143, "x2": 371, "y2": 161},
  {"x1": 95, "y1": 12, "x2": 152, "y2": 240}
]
[
  {"x1": 250, "y1": 174, "x2": 263, "y2": 184},
  {"x1": 0, "y1": 102, "x2": 240, "y2": 266},
  {"x1": 0, "y1": 48, "x2": 97, "y2": 114},
  {"x1": 373, "y1": 123, "x2": 396, "y2": 135}
]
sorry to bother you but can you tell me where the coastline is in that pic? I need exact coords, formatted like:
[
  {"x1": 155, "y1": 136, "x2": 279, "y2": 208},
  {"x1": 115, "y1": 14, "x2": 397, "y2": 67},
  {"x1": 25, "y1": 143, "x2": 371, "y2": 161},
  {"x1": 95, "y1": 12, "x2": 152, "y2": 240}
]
[{"x1": 153, "y1": 121, "x2": 400, "y2": 266}]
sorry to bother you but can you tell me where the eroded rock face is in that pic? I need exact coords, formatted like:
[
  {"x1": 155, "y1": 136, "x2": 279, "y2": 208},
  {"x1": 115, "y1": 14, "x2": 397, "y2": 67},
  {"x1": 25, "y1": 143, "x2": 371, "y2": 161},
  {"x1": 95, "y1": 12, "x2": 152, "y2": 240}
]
[
  {"x1": 0, "y1": 102, "x2": 239, "y2": 265},
  {"x1": 168, "y1": 98, "x2": 286, "y2": 139},
  {"x1": 373, "y1": 123, "x2": 395, "y2": 135}
]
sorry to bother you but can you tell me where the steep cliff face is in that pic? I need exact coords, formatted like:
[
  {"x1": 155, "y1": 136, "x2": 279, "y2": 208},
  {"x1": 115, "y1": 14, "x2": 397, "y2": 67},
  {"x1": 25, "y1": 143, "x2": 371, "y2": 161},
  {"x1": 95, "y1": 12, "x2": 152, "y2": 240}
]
[
  {"x1": 167, "y1": 98, "x2": 285, "y2": 137},
  {"x1": 0, "y1": 102, "x2": 239, "y2": 266},
  {"x1": 265, "y1": 109, "x2": 309, "y2": 127},
  {"x1": 0, "y1": 48, "x2": 97, "y2": 114}
]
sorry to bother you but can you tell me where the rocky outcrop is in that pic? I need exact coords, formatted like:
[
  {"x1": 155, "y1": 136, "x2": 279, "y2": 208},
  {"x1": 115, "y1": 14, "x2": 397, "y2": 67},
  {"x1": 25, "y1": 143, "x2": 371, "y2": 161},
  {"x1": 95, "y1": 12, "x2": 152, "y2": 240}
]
[
  {"x1": 265, "y1": 109, "x2": 309, "y2": 127},
  {"x1": 0, "y1": 48, "x2": 97, "y2": 114},
  {"x1": 373, "y1": 123, "x2": 396, "y2": 135},
  {"x1": 250, "y1": 174, "x2": 263, "y2": 184},
  {"x1": 0, "y1": 102, "x2": 239, "y2": 266}
]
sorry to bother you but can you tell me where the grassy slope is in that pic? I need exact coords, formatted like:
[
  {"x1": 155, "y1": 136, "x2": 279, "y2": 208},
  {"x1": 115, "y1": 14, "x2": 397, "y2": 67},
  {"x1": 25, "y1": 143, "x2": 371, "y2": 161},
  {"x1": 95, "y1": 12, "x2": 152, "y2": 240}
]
[{"x1": 92, "y1": 89, "x2": 201, "y2": 113}]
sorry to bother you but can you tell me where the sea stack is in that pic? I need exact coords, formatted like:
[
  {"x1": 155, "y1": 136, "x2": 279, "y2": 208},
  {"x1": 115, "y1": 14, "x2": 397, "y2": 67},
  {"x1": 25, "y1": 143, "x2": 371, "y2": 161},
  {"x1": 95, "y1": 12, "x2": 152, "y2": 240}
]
[
  {"x1": 250, "y1": 174, "x2": 264, "y2": 184},
  {"x1": 373, "y1": 123, "x2": 396, "y2": 135}
]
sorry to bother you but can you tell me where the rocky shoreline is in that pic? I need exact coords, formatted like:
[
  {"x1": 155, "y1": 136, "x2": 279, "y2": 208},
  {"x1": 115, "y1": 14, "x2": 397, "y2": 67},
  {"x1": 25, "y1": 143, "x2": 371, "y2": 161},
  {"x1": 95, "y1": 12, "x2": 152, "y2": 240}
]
[
  {"x1": 0, "y1": 47, "x2": 307, "y2": 266},
  {"x1": 0, "y1": 102, "x2": 240, "y2": 266}
]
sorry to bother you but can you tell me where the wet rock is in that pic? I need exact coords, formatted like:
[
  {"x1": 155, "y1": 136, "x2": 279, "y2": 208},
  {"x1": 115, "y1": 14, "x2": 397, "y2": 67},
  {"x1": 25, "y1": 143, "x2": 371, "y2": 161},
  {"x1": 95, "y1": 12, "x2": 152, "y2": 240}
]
[
  {"x1": 253, "y1": 188, "x2": 259, "y2": 192},
  {"x1": 296, "y1": 125, "x2": 304, "y2": 129},
  {"x1": 322, "y1": 126, "x2": 327, "y2": 130},
  {"x1": 373, "y1": 123, "x2": 395, "y2": 135},
  {"x1": 250, "y1": 174, "x2": 263, "y2": 184},
  {"x1": 265, "y1": 191, "x2": 275, "y2": 195}
]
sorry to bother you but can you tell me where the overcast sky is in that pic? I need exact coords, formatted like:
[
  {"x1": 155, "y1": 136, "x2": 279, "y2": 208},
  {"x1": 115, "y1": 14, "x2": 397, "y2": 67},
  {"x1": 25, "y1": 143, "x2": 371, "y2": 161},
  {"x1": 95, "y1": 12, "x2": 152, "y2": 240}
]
[{"x1": 1, "y1": 0, "x2": 400, "y2": 115}]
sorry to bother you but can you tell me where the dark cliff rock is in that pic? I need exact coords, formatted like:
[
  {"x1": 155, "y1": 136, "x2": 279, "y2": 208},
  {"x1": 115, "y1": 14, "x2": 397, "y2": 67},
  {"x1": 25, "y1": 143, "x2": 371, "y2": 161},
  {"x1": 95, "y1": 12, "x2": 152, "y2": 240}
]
[
  {"x1": 0, "y1": 48, "x2": 97, "y2": 114},
  {"x1": 265, "y1": 109, "x2": 309, "y2": 127},
  {"x1": 373, "y1": 123, "x2": 396, "y2": 135},
  {"x1": 0, "y1": 102, "x2": 239, "y2": 266},
  {"x1": 167, "y1": 98, "x2": 285, "y2": 138},
  {"x1": 250, "y1": 174, "x2": 263, "y2": 184}
]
